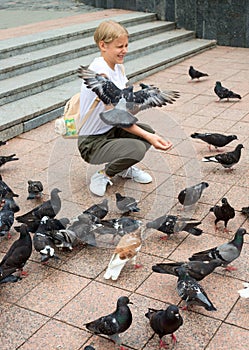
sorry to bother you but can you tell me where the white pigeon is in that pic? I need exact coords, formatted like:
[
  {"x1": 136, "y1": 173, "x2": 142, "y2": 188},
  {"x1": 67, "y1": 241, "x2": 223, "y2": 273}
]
[
  {"x1": 103, "y1": 227, "x2": 143, "y2": 281},
  {"x1": 238, "y1": 282, "x2": 249, "y2": 298}
]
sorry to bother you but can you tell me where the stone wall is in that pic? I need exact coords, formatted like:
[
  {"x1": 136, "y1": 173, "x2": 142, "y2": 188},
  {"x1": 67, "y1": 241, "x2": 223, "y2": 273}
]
[{"x1": 81, "y1": 0, "x2": 249, "y2": 47}]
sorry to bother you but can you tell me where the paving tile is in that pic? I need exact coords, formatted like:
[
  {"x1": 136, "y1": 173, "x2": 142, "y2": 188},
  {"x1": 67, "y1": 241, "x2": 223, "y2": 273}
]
[
  {"x1": 55, "y1": 281, "x2": 130, "y2": 328},
  {"x1": 16, "y1": 270, "x2": 89, "y2": 316},
  {"x1": 0, "y1": 302, "x2": 48, "y2": 350},
  {"x1": 206, "y1": 323, "x2": 249, "y2": 350},
  {"x1": 226, "y1": 296, "x2": 249, "y2": 330},
  {"x1": 18, "y1": 319, "x2": 90, "y2": 350}
]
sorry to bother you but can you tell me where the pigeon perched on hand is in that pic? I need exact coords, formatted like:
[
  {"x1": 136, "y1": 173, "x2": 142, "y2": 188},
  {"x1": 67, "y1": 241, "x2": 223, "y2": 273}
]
[
  {"x1": 146, "y1": 215, "x2": 203, "y2": 239},
  {"x1": 210, "y1": 197, "x2": 235, "y2": 232},
  {"x1": 103, "y1": 227, "x2": 143, "y2": 280},
  {"x1": 0, "y1": 154, "x2": 18, "y2": 167},
  {"x1": 152, "y1": 259, "x2": 221, "y2": 281},
  {"x1": 85, "y1": 296, "x2": 132, "y2": 349},
  {"x1": 145, "y1": 304, "x2": 183, "y2": 348},
  {"x1": 16, "y1": 188, "x2": 62, "y2": 225},
  {"x1": 189, "y1": 228, "x2": 248, "y2": 271},
  {"x1": 0, "y1": 174, "x2": 19, "y2": 198},
  {"x1": 0, "y1": 224, "x2": 32, "y2": 281},
  {"x1": 176, "y1": 266, "x2": 217, "y2": 311},
  {"x1": 178, "y1": 182, "x2": 209, "y2": 207},
  {"x1": 214, "y1": 81, "x2": 241, "y2": 101},
  {"x1": 78, "y1": 66, "x2": 179, "y2": 127},
  {"x1": 83, "y1": 198, "x2": 109, "y2": 219},
  {"x1": 189, "y1": 66, "x2": 208, "y2": 80},
  {"x1": 115, "y1": 192, "x2": 140, "y2": 214},
  {"x1": 238, "y1": 282, "x2": 249, "y2": 298},
  {"x1": 27, "y1": 180, "x2": 43, "y2": 199},
  {"x1": 191, "y1": 132, "x2": 238, "y2": 151},
  {"x1": 202, "y1": 144, "x2": 244, "y2": 170}
]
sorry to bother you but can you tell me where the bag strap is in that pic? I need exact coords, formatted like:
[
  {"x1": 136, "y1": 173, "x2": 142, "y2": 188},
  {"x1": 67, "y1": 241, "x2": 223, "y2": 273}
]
[{"x1": 77, "y1": 97, "x2": 100, "y2": 133}]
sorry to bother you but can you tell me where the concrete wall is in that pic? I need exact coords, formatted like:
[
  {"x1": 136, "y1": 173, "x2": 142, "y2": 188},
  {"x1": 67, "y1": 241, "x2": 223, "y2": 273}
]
[{"x1": 82, "y1": 0, "x2": 249, "y2": 47}]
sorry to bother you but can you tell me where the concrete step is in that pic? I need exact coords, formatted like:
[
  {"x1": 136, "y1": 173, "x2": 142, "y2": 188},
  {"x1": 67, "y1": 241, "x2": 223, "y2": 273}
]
[{"x1": 0, "y1": 11, "x2": 216, "y2": 141}]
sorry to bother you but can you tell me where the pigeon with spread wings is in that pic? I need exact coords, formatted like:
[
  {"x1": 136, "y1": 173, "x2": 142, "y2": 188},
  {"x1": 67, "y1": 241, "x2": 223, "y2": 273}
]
[{"x1": 77, "y1": 66, "x2": 179, "y2": 127}]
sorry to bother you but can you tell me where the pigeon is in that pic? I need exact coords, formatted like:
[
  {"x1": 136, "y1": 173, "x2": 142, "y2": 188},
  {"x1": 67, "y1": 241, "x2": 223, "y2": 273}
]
[
  {"x1": 145, "y1": 304, "x2": 183, "y2": 348},
  {"x1": 240, "y1": 206, "x2": 249, "y2": 218},
  {"x1": 191, "y1": 132, "x2": 238, "y2": 151},
  {"x1": 238, "y1": 282, "x2": 249, "y2": 298},
  {"x1": 146, "y1": 215, "x2": 203, "y2": 239},
  {"x1": 0, "y1": 174, "x2": 19, "y2": 198},
  {"x1": 2, "y1": 196, "x2": 20, "y2": 213},
  {"x1": 33, "y1": 217, "x2": 59, "y2": 263},
  {"x1": 214, "y1": 81, "x2": 241, "y2": 101},
  {"x1": 85, "y1": 296, "x2": 133, "y2": 348},
  {"x1": 0, "y1": 224, "x2": 32, "y2": 281},
  {"x1": 210, "y1": 197, "x2": 235, "y2": 232},
  {"x1": 99, "y1": 217, "x2": 142, "y2": 237},
  {"x1": 47, "y1": 228, "x2": 78, "y2": 251},
  {"x1": 83, "y1": 199, "x2": 109, "y2": 219},
  {"x1": 16, "y1": 188, "x2": 62, "y2": 225},
  {"x1": 77, "y1": 66, "x2": 179, "y2": 127},
  {"x1": 84, "y1": 346, "x2": 95, "y2": 350},
  {"x1": 189, "y1": 228, "x2": 248, "y2": 271},
  {"x1": 27, "y1": 180, "x2": 44, "y2": 199},
  {"x1": 176, "y1": 266, "x2": 217, "y2": 311},
  {"x1": 152, "y1": 259, "x2": 221, "y2": 281},
  {"x1": 189, "y1": 66, "x2": 208, "y2": 80},
  {"x1": 202, "y1": 144, "x2": 244, "y2": 170},
  {"x1": 178, "y1": 182, "x2": 209, "y2": 207},
  {"x1": 0, "y1": 274, "x2": 21, "y2": 284},
  {"x1": 0, "y1": 199, "x2": 15, "y2": 239},
  {"x1": 0, "y1": 154, "x2": 19, "y2": 167},
  {"x1": 115, "y1": 193, "x2": 140, "y2": 214},
  {"x1": 103, "y1": 227, "x2": 143, "y2": 280}
]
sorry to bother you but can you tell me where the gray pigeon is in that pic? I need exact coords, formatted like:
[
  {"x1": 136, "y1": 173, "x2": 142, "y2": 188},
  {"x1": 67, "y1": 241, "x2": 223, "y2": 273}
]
[
  {"x1": 0, "y1": 224, "x2": 32, "y2": 281},
  {"x1": 214, "y1": 81, "x2": 241, "y2": 101},
  {"x1": 152, "y1": 259, "x2": 221, "y2": 281},
  {"x1": 115, "y1": 192, "x2": 140, "y2": 214},
  {"x1": 189, "y1": 228, "x2": 248, "y2": 271},
  {"x1": 98, "y1": 217, "x2": 142, "y2": 237},
  {"x1": 178, "y1": 182, "x2": 209, "y2": 206},
  {"x1": 176, "y1": 266, "x2": 217, "y2": 311},
  {"x1": 146, "y1": 215, "x2": 203, "y2": 239},
  {"x1": 83, "y1": 199, "x2": 109, "y2": 219},
  {"x1": 85, "y1": 296, "x2": 133, "y2": 347},
  {"x1": 210, "y1": 197, "x2": 235, "y2": 232},
  {"x1": 240, "y1": 206, "x2": 249, "y2": 217},
  {"x1": 202, "y1": 144, "x2": 244, "y2": 170},
  {"x1": 27, "y1": 180, "x2": 44, "y2": 199},
  {"x1": 191, "y1": 132, "x2": 238, "y2": 151},
  {"x1": 145, "y1": 304, "x2": 183, "y2": 348},
  {"x1": 189, "y1": 66, "x2": 208, "y2": 80}
]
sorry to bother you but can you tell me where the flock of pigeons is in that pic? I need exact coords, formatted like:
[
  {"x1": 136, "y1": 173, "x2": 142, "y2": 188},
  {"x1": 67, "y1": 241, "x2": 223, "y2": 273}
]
[{"x1": 0, "y1": 65, "x2": 248, "y2": 350}]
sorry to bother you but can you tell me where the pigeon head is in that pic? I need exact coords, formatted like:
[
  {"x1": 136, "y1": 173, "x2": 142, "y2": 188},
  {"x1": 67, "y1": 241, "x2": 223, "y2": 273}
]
[
  {"x1": 229, "y1": 135, "x2": 238, "y2": 141},
  {"x1": 167, "y1": 305, "x2": 181, "y2": 319},
  {"x1": 221, "y1": 197, "x2": 228, "y2": 204},
  {"x1": 52, "y1": 188, "x2": 62, "y2": 194},
  {"x1": 201, "y1": 182, "x2": 209, "y2": 188},
  {"x1": 216, "y1": 81, "x2": 222, "y2": 87},
  {"x1": 236, "y1": 144, "x2": 244, "y2": 150},
  {"x1": 117, "y1": 296, "x2": 133, "y2": 306}
]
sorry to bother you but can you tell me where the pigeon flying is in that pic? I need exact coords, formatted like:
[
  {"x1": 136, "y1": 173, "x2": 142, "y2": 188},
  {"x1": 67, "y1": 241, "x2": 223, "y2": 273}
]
[
  {"x1": 152, "y1": 259, "x2": 221, "y2": 281},
  {"x1": 0, "y1": 224, "x2": 32, "y2": 281},
  {"x1": 178, "y1": 182, "x2": 209, "y2": 207},
  {"x1": 189, "y1": 228, "x2": 248, "y2": 271},
  {"x1": 189, "y1": 66, "x2": 208, "y2": 80},
  {"x1": 104, "y1": 227, "x2": 143, "y2": 280},
  {"x1": 238, "y1": 282, "x2": 249, "y2": 298},
  {"x1": 145, "y1": 304, "x2": 183, "y2": 348},
  {"x1": 27, "y1": 180, "x2": 44, "y2": 199},
  {"x1": 176, "y1": 266, "x2": 217, "y2": 311},
  {"x1": 0, "y1": 154, "x2": 19, "y2": 167},
  {"x1": 191, "y1": 132, "x2": 238, "y2": 151},
  {"x1": 115, "y1": 192, "x2": 140, "y2": 214},
  {"x1": 214, "y1": 81, "x2": 241, "y2": 101},
  {"x1": 146, "y1": 215, "x2": 203, "y2": 239},
  {"x1": 85, "y1": 296, "x2": 132, "y2": 349},
  {"x1": 202, "y1": 144, "x2": 244, "y2": 170},
  {"x1": 210, "y1": 197, "x2": 235, "y2": 232}
]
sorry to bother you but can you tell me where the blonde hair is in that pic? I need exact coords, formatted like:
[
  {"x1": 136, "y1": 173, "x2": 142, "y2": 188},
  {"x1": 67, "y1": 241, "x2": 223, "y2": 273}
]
[{"x1": 94, "y1": 20, "x2": 129, "y2": 47}]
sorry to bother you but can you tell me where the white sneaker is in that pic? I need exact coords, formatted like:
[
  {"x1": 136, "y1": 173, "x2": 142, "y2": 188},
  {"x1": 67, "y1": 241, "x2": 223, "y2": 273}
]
[
  {"x1": 118, "y1": 166, "x2": 152, "y2": 184},
  {"x1": 90, "y1": 171, "x2": 113, "y2": 196}
]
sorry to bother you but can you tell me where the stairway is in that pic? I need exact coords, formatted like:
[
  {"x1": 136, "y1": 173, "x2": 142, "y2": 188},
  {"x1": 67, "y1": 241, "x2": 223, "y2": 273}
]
[{"x1": 0, "y1": 11, "x2": 216, "y2": 141}]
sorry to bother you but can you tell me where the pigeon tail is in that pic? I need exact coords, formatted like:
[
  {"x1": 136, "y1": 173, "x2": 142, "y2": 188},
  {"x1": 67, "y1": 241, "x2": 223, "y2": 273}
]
[
  {"x1": 186, "y1": 227, "x2": 203, "y2": 236},
  {"x1": 103, "y1": 254, "x2": 128, "y2": 280}
]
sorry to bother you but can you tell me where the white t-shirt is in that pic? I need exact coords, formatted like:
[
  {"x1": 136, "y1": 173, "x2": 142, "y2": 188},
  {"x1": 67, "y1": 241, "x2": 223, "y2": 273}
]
[{"x1": 79, "y1": 57, "x2": 128, "y2": 136}]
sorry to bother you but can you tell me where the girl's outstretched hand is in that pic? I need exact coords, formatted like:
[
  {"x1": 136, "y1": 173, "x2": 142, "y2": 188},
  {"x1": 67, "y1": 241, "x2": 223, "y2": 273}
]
[{"x1": 146, "y1": 133, "x2": 172, "y2": 151}]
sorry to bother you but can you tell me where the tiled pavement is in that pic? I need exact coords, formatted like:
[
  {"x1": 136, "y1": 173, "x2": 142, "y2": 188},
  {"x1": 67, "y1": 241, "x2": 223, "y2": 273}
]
[{"x1": 1, "y1": 9, "x2": 249, "y2": 350}]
